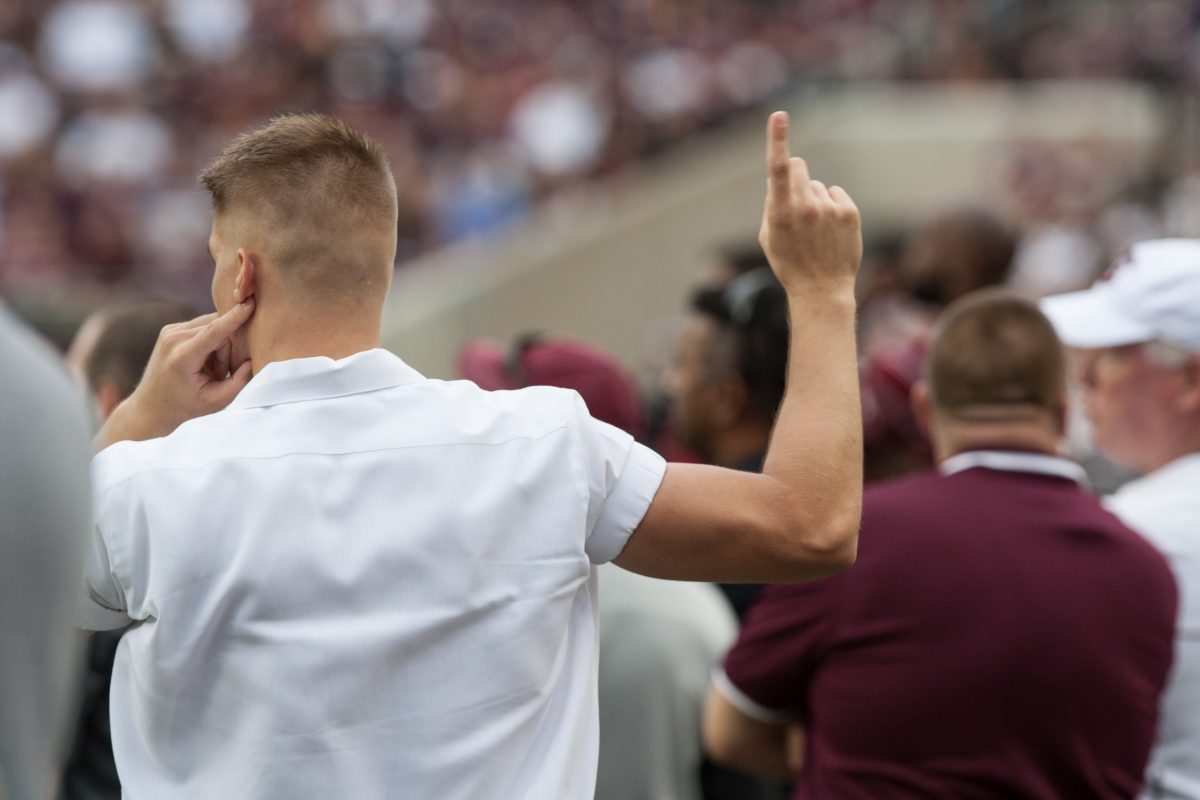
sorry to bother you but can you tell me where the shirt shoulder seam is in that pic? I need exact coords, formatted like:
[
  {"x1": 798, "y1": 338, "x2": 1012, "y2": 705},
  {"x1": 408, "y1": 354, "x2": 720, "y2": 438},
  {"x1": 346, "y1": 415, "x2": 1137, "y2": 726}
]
[{"x1": 94, "y1": 425, "x2": 571, "y2": 496}]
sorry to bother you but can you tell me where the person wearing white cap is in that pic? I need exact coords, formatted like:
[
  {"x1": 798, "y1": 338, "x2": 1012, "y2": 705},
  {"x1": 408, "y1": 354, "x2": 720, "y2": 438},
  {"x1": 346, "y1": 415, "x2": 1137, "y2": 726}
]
[{"x1": 1042, "y1": 238, "x2": 1200, "y2": 800}]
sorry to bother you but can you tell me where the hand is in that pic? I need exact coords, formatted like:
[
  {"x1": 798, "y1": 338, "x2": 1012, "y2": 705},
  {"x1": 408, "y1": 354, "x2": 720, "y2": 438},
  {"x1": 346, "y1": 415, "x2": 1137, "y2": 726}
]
[
  {"x1": 94, "y1": 300, "x2": 255, "y2": 451},
  {"x1": 758, "y1": 111, "x2": 862, "y2": 296},
  {"x1": 785, "y1": 725, "x2": 806, "y2": 774}
]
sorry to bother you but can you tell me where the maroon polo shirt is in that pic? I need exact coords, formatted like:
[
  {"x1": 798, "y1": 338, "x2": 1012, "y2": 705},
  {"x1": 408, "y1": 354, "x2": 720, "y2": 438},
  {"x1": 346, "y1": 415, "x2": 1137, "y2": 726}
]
[{"x1": 721, "y1": 452, "x2": 1177, "y2": 800}]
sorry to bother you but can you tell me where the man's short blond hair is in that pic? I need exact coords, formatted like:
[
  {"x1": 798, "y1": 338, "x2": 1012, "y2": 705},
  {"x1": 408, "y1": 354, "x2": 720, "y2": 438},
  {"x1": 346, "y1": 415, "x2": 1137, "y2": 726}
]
[
  {"x1": 199, "y1": 114, "x2": 398, "y2": 298},
  {"x1": 928, "y1": 289, "x2": 1066, "y2": 420}
]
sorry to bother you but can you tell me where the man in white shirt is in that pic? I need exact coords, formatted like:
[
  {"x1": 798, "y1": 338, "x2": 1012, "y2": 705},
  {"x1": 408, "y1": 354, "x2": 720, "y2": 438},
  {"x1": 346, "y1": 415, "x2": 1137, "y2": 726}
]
[
  {"x1": 1043, "y1": 239, "x2": 1200, "y2": 800},
  {"x1": 82, "y1": 111, "x2": 864, "y2": 799}
]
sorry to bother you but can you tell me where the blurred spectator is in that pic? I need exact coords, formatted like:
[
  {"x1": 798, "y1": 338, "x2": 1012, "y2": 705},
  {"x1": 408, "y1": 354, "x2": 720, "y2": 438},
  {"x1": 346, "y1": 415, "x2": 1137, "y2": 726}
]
[
  {"x1": 858, "y1": 335, "x2": 929, "y2": 481},
  {"x1": 705, "y1": 290, "x2": 1177, "y2": 799},
  {"x1": 60, "y1": 297, "x2": 195, "y2": 800},
  {"x1": 0, "y1": 302, "x2": 91, "y2": 800},
  {"x1": 458, "y1": 333, "x2": 644, "y2": 437},
  {"x1": 897, "y1": 206, "x2": 1016, "y2": 312},
  {"x1": 661, "y1": 266, "x2": 787, "y2": 619},
  {"x1": 1042, "y1": 239, "x2": 1200, "y2": 799},
  {"x1": 645, "y1": 241, "x2": 768, "y2": 464},
  {"x1": 857, "y1": 207, "x2": 1016, "y2": 362},
  {"x1": 68, "y1": 298, "x2": 196, "y2": 419},
  {"x1": 857, "y1": 206, "x2": 1016, "y2": 481},
  {"x1": 597, "y1": 567, "x2": 762, "y2": 800}
]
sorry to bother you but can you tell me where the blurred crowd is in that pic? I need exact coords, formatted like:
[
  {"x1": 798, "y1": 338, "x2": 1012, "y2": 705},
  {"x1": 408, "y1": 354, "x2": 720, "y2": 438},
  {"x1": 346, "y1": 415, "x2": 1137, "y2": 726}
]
[
  {"x1": 4, "y1": 3, "x2": 1200, "y2": 798},
  {"x1": 3, "y1": 100, "x2": 1199, "y2": 799},
  {"x1": 5, "y1": 0, "x2": 1200, "y2": 307}
]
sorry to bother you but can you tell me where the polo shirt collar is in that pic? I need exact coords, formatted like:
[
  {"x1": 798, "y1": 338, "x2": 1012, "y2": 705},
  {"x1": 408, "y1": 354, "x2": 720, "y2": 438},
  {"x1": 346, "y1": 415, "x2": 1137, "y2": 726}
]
[
  {"x1": 939, "y1": 449, "x2": 1089, "y2": 487},
  {"x1": 229, "y1": 348, "x2": 424, "y2": 410}
]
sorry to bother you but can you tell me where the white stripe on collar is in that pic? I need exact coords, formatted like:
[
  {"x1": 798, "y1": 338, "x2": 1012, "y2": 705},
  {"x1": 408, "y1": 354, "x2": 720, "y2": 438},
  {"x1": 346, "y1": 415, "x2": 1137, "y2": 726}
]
[{"x1": 939, "y1": 450, "x2": 1089, "y2": 487}]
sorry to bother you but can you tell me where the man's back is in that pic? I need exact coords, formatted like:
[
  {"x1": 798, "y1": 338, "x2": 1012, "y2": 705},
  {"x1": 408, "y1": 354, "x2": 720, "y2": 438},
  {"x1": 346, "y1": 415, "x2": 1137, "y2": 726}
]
[
  {"x1": 81, "y1": 350, "x2": 666, "y2": 800},
  {"x1": 724, "y1": 458, "x2": 1176, "y2": 799}
]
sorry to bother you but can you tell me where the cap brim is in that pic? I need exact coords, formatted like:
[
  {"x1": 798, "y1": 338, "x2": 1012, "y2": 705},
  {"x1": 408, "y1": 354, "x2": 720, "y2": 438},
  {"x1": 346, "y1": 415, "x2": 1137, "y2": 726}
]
[
  {"x1": 1039, "y1": 288, "x2": 1155, "y2": 349},
  {"x1": 457, "y1": 340, "x2": 513, "y2": 390}
]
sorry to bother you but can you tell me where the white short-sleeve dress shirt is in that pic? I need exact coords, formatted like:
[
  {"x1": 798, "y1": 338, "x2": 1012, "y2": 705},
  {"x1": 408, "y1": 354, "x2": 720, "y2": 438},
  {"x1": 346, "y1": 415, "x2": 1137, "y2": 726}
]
[
  {"x1": 80, "y1": 348, "x2": 666, "y2": 800},
  {"x1": 1105, "y1": 454, "x2": 1200, "y2": 800}
]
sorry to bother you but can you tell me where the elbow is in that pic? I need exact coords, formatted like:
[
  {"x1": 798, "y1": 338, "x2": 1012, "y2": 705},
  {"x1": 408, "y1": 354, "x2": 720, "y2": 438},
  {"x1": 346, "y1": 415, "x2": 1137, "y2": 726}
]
[
  {"x1": 822, "y1": 506, "x2": 861, "y2": 571},
  {"x1": 781, "y1": 499, "x2": 861, "y2": 579},
  {"x1": 806, "y1": 519, "x2": 858, "y2": 576}
]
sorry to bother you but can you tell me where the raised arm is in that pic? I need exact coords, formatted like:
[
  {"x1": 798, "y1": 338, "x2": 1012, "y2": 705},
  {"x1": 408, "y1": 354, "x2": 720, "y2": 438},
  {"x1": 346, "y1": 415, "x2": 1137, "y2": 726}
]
[{"x1": 614, "y1": 111, "x2": 863, "y2": 583}]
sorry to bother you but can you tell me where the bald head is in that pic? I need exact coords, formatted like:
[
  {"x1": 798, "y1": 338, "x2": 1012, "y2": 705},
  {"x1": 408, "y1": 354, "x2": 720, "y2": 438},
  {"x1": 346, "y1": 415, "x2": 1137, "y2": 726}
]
[{"x1": 200, "y1": 114, "x2": 398, "y2": 302}]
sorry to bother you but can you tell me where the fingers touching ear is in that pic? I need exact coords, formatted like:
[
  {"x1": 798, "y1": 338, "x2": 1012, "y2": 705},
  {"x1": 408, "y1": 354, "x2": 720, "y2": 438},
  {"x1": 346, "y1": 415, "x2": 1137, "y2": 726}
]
[{"x1": 203, "y1": 360, "x2": 254, "y2": 407}]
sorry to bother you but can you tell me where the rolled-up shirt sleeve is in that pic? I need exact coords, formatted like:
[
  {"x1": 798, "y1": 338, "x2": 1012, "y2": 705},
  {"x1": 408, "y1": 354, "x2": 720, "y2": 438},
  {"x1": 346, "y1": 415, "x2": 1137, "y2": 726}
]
[{"x1": 568, "y1": 393, "x2": 667, "y2": 565}]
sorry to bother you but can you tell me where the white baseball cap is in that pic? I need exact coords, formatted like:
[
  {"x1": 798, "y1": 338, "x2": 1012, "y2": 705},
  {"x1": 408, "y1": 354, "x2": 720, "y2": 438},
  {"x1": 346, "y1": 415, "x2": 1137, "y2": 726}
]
[{"x1": 1040, "y1": 238, "x2": 1200, "y2": 353}]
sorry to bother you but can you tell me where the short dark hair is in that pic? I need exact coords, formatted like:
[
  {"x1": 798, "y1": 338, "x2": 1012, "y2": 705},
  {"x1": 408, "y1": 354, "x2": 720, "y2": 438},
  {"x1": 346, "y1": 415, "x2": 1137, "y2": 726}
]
[
  {"x1": 199, "y1": 113, "x2": 396, "y2": 219},
  {"x1": 82, "y1": 299, "x2": 197, "y2": 397},
  {"x1": 690, "y1": 268, "x2": 789, "y2": 421},
  {"x1": 928, "y1": 289, "x2": 1065, "y2": 419},
  {"x1": 199, "y1": 114, "x2": 398, "y2": 295},
  {"x1": 905, "y1": 208, "x2": 1016, "y2": 307}
]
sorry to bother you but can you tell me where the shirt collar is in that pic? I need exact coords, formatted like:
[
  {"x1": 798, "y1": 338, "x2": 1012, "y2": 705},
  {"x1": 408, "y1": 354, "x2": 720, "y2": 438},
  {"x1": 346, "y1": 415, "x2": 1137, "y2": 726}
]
[
  {"x1": 228, "y1": 348, "x2": 424, "y2": 410},
  {"x1": 1152, "y1": 451, "x2": 1200, "y2": 478},
  {"x1": 939, "y1": 449, "x2": 1090, "y2": 487},
  {"x1": 1123, "y1": 451, "x2": 1200, "y2": 491}
]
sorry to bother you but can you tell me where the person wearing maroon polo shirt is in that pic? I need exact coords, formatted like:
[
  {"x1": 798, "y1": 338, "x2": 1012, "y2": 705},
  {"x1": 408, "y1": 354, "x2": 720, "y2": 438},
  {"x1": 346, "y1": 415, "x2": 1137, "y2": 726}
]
[{"x1": 704, "y1": 290, "x2": 1178, "y2": 800}]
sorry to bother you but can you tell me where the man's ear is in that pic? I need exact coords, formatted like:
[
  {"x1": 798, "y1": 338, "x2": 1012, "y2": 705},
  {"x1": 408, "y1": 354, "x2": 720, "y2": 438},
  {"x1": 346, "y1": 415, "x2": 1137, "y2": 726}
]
[
  {"x1": 910, "y1": 380, "x2": 934, "y2": 441},
  {"x1": 234, "y1": 248, "x2": 258, "y2": 303}
]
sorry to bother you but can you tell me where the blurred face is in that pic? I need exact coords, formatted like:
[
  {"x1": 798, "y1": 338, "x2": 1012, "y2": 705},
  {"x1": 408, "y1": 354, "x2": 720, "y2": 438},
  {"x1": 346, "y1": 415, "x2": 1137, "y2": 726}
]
[
  {"x1": 661, "y1": 314, "x2": 733, "y2": 460},
  {"x1": 1074, "y1": 344, "x2": 1179, "y2": 472}
]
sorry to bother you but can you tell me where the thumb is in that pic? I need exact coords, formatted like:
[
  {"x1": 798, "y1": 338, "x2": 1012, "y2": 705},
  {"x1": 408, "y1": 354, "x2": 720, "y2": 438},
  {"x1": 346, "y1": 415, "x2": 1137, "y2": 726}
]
[{"x1": 203, "y1": 359, "x2": 254, "y2": 409}]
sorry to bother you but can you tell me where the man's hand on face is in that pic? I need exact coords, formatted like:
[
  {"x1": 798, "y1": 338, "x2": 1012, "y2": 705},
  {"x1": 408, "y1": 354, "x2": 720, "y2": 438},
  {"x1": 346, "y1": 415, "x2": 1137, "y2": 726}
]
[
  {"x1": 758, "y1": 111, "x2": 862, "y2": 298},
  {"x1": 94, "y1": 300, "x2": 255, "y2": 452}
]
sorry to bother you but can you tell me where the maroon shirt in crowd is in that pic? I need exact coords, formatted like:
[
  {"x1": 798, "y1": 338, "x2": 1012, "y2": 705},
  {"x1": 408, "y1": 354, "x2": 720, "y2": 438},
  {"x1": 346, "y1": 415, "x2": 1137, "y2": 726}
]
[{"x1": 719, "y1": 450, "x2": 1177, "y2": 800}]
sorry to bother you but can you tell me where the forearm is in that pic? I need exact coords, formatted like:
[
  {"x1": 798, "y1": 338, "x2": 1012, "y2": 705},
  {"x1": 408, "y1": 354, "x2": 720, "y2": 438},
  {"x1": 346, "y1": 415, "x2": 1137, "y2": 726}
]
[
  {"x1": 703, "y1": 687, "x2": 795, "y2": 780},
  {"x1": 761, "y1": 284, "x2": 862, "y2": 564}
]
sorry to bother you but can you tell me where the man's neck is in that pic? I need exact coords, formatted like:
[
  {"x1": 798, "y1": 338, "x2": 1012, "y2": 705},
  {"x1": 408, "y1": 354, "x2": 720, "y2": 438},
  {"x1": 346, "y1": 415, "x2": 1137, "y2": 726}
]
[
  {"x1": 933, "y1": 417, "x2": 1061, "y2": 464},
  {"x1": 246, "y1": 311, "x2": 383, "y2": 374},
  {"x1": 1139, "y1": 424, "x2": 1200, "y2": 473}
]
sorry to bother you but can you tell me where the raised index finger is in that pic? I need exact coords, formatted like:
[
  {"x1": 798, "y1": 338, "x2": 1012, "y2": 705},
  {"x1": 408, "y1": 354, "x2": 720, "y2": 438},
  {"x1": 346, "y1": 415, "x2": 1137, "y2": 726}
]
[
  {"x1": 181, "y1": 299, "x2": 255, "y2": 363},
  {"x1": 766, "y1": 111, "x2": 804, "y2": 203}
]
